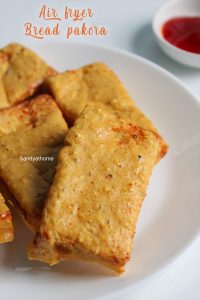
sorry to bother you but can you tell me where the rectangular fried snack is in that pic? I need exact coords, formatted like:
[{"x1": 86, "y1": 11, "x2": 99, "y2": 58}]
[
  {"x1": 0, "y1": 52, "x2": 9, "y2": 108},
  {"x1": 28, "y1": 104, "x2": 160, "y2": 273},
  {"x1": 0, "y1": 95, "x2": 68, "y2": 231},
  {"x1": 0, "y1": 193, "x2": 13, "y2": 243},
  {"x1": 0, "y1": 43, "x2": 56, "y2": 108},
  {"x1": 45, "y1": 63, "x2": 168, "y2": 160}
]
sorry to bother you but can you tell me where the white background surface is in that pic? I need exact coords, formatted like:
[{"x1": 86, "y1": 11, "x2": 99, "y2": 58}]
[{"x1": 0, "y1": 1, "x2": 200, "y2": 299}]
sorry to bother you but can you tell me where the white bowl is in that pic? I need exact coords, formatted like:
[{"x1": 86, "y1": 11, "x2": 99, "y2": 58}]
[{"x1": 152, "y1": 0, "x2": 200, "y2": 68}]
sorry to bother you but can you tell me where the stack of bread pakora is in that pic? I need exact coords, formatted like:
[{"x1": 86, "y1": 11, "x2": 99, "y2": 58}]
[{"x1": 0, "y1": 43, "x2": 168, "y2": 274}]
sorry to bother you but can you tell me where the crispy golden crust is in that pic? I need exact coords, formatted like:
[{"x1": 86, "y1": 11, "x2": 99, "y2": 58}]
[
  {"x1": 0, "y1": 95, "x2": 68, "y2": 231},
  {"x1": 28, "y1": 104, "x2": 160, "y2": 273},
  {"x1": 45, "y1": 63, "x2": 168, "y2": 160},
  {"x1": 0, "y1": 43, "x2": 56, "y2": 108},
  {"x1": 0, "y1": 52, "x2": 9, "y2": 108},
  {"x1": 0, "y1": 192, "x2": 14, "y2": 243}
]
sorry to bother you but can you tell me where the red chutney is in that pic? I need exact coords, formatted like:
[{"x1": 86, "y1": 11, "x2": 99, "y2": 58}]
[{"x1": 162, "y1": 17, "x2": 200, "y2": 54}]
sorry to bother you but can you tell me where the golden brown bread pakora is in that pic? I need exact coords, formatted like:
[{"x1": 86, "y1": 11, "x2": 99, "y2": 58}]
[
  {"x1": 45, "y1": 62, "x2": 168, "y2": 160},
  {"x1": 0, "y1": 43, "x2": 56, "y2": 108},
  {"x1": 0, "y1": 95, "x2": 68, "y2": 231},
  {"x1": 28, "y1": 104, "x2": 160, "y2": 273},
  {"x1": 0, "y1": 193, "x2": 13, "y2": 243},
  {"x1": 0, "y1": 52, "x2": 9, "y2": 108}
]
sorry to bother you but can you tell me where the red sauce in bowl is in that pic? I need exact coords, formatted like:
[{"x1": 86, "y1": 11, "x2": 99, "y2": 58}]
[{"x1": 162, "y1": 17, "x2": 200, "y2": 54}]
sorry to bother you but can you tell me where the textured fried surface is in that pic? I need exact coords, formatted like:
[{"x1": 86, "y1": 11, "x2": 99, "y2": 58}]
[
  {"x1": 28, "y1": 104, "x2": 159, "y2": 273},
  {"x1": 45, "y1": 63, "x2": 168, "y2": 160},
  {"x1": 0, "y1": 95, "x2": 68, "y2": 231},
  {"x1": 0, "y1": 43, "x2": 56, "y2": 107},
  {"x1": 0, "y1": 51, "x2": 9, "y2": 108},
  {"x1": 0, "y1": 193, "x2": 13, "y2": 243}
]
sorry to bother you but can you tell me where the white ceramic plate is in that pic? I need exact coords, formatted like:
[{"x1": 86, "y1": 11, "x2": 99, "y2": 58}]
[{"x1": 1, "y1": 42, "x2": 200, "y2": 300}]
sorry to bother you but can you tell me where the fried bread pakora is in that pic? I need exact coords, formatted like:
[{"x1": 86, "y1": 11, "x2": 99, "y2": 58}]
[
  {"x1": 45, "y1": 63, "x2": 168, "y2": 160},
  {"x1": 28, "y1": 104, "x2": 159, "y2": 273},
  {"x1": 0, "y1": 43, "x2": 56, "y2": 107},
  {"x1": 0, "y1": 193, "x2": 13, "y2": 243},
  {"x1": 0, "y1": 95, "x2": 68, "y2": 231},
  {"x1": 0, "y1": 51, "x2": 9, "y2": 108}
]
